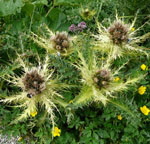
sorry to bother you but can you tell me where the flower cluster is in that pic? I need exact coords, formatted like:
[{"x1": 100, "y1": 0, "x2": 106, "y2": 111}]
[
  {"x1": 69, "y1": 22, "x2": 87, "y2": 32},
  {"x1": 0, "y1": 11, "x2": 149, "y2": 141}
]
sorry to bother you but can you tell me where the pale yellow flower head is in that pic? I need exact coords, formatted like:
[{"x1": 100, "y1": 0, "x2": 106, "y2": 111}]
[
  {"x1": 140, "y1": 106, "x2": 150, "y2": 115},
  {"x1": 138, "y1": 86, "x2": 146, "y2": 95},
  {"x1": 140, "y1": 64, "x2": 147, "y2": 71},
  {"x1": 117, "y1": 115, "x2": 123, "y2": 120},
  {"x1": 30, "y1": 111, "x2": 37, "y2": 117},
  {"x1": 52, "y1": 127, "x2": 61, "y2": 137}
]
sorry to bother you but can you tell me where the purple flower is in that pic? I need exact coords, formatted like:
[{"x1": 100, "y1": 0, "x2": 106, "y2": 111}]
[
  {"x1": 69, "y1": 22, "x2": 87, "y2": 33},
  {"x1": 69, "y1": 24, "x2": 77, "y2": 32},
  {"x1": 78, "y1": 22, "x2": 87, "y2": 29}
]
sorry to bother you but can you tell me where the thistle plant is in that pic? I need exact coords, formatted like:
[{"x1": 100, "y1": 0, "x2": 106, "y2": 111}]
[
  {"x1": 31, "y1": 25, "x2": 75, "y2": 56},
  {"x1": 92, "y1": 15, "x2": 149, "y2": 58},
  {"x1": 72, "y1": 50, "x2": 143, "y2": 107},
  {"x1": 0, "y1": 54, "x2": 68, "y2": 127}
]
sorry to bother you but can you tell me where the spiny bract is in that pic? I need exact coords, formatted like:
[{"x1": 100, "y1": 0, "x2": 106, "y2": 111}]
[
  {"x1": 72, "y1": 50, "x2": 143, "y2": 106},
  {"x1": 0, "y1": 54, "x2": 68, "y2": 127},
  {"x1": 31, "y1": 25, "x2": 75, "y2": 56},
  {"x1": 92, "y1": 15, "x2": 149, "y2": 58}
]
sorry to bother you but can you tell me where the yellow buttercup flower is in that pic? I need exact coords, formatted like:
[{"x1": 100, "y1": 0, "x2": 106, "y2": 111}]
[
  {"x1": 138, "y1": 86, "x2": 146, "y2": 95},
  {"x1": 140, "y1": 64, "x2": 147, "y2": 70},
  {"x1": 30, "y1": 111, "x2": 37, "y2": 117},
  {"x1": 18, "y1": 137, "x2": 23, "y2": 142},
  {"x1": 140, "y1": 106, "x2": 150, "y2": 115},
  {"x1": 131, "y1": 27, "x2": 135, "y2": 31},
  {"x1": 117, "y1": 115, "x2": 122, "y2": 120},
  {"x1": 114, "y1": 77, "x2": 120, "y2": 82},
  {"x1": 52, "y1": 127, "x2": 61, "y2": 137}
]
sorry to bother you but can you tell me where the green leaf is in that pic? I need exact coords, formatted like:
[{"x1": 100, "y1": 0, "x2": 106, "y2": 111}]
[
  {"x1": 32, "y1": 0, "x2": 48, "y2": 5},
  {"x1": 0, "y1": 0, "x2": 24, "y2": 17},
  {"x1": 22, "y1": 3, "x2": 34, "y2": 16},
  {"x1": 48, "y1": 8, "x2": 66, "y2": 30}
]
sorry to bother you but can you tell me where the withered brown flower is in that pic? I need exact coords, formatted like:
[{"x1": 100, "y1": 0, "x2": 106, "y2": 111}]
[
  {"x1": 51, "y1": 32, "x2": 70, "y2": 52},
  {"x1": 108, "y1": 21, "x2": 129, "y2": 45},
  {"x1": 22, "y1": 69, "x2": 46, "y2": 97},
  {"x1": 93, "y1": 69, "x2": 111, "y2": 89}
]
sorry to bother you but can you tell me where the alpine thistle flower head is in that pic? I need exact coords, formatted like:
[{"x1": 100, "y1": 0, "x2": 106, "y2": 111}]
[
  {"x1": 22, "y1": 69, "x2": 46, "y2": 97},
  {"x1": 92, "y1": 15, "x2": 149, "y2": 58},
  {"x1": 31, "y1": 25, "x2": 75, "y2": 56},
  {"x1": 0, "y1": 54, "x2": 68, "y2": 127},
  {"x1": 72, "y1": 50, "x2": 143, "y2": 106},
  {"x1": 50, "y1": 32, "x2": 70, "y2": 53},
  {"x1": 108, "y1": 21, "x2": 129, "y2": 45}
]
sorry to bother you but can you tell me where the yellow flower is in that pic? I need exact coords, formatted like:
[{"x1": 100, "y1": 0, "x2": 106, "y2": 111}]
[
  {"x1": 117, "y1": 115, "x2": 122, "y2": 120},
  {"x1": 138, "y1": 86, "x2": 146, "y2": 95},
  {"x1": 30, "y1": 111, "x2": 37, "y2": 117},
  {"x1": 114, "y1": 77, "x2": 120, "y2": 82},
  {"x1": 140, "y1": 106, "x2": 150, "y2": 115},
  {"x1": 131, "y1": 27, "x2": 135, "y2": 31},
  {"x1": 52, "y1": 127, "x2": 61, "y2": 137},
  {"x1": 140, "y1": 64, "x2": 147, "y2": 70},
  {"x1": 69, "y1": 100, "x2": 73, "y2": 104},
  {"x1": 18, "y1": 137, "x2": 23, "y2": 142}
]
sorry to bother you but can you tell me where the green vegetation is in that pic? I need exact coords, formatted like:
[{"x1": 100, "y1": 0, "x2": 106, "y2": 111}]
[{"x1": 0, "y1": 0, "x2": 149, "y2": 143}]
